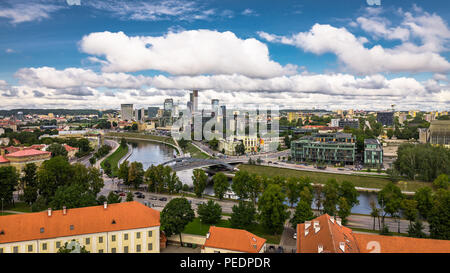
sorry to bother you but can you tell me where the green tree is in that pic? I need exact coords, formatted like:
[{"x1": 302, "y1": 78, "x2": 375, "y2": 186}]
[
  {"x1": 408, "y1": 220, "x2": 426, "y2": 238},
  {"x1": 57, "y1": 239, "x2": 89, "y2": 253},
  {"x1": 235, "y1": 142, "x2": 245, "y2": 155},
  {"x1": 192, "y1": 168, "x2": 207, "y2": 198},
  {"x1": 337, "y1": 197, "x2": 351, "y2": 225},
  {"x1": 386, "y1": 168, "x2": 401, "y2": 183},
  {"x1": 31, "y1": 195, "x2": 47, "y2": 212},
  {"x1": 370, "y1": 199, "x2": 380, "y2": 230},
  {"x1": 117, "y1": 161, "x2": 130, "y2": 185},
  {"x1": 160, "y1": 198, "x2": 195, "y2": 245},
  {"x1": 212, "y1": 172, "x2": 229, "y2": 200},
  {"x1": 401, "y1": 199, "x2": 418, "y2": 225},
  {"x1": 208, "y1": 137, "x2": 219, "y2": 150},
  {"x1": 377, "y1": 182, "x2": 404, "y2": 227},
  {"x1": 126, "y1": 191, "x2": 134, "y2": 202},
  {"x1": 197, "y1": 200, "x2": 222, "y2": 225},
  {"x1": 50, "y1": 184, "x2": 97, "y2": 209},
  {"x1": 37, "y1": 156, "x2": 74, "y2": 201},
  {"x1": 290, "y1": 200, "x2": 314, "y2": 229},
  {"x1": 338, "y1": 181, "x2": 360, "y2": 209},
  {"x1": 127, "y1": 161, "x2": 144, "y2": 188},
  {"x1": 48, "y1": 143, "x2": 68, "y2": 158},
  {"x1": 120, "y1": 138, "x2": 127, "y2": 148},
  {"x1": 285, "y1": 177, "x2": 300, "y2": 208},
  {"x1": 322, "y1": 179, "x2": 340, "y2": 216},
  {"x1": 428, "y1": 189, "x2": 450, "y2": 240},
  {"x1": 229, "y1": 201, "x2": 256, "y2": 229},
  {"x1": 414, "y1": 187, "x2": 434, "y2": 220},
  {"x1": 231, "y1": 170, "x2": 251, "y2": 200},
  {"x1": 106, "y1": 191, "x2": 122, "y2": 204},
  {"x1": 433, "y1": 174, "x2": 449, "y2": 190},
  {"x1": 0, "y1": 166, "x2": 19, "y2": 207},
  {"x1": 257, "y1": 184, "x2": 290, "y2": 234}
]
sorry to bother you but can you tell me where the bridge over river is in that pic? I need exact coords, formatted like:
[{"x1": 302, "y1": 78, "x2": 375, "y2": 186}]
[{"x1": 162, "y1": 157, "x2": 246, "y2": 171}]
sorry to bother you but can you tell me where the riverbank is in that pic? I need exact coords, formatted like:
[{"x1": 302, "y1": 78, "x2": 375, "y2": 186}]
[
  {"x1": 237, "y1": 164, "x2": 429, "y2": 193},
  {"x1": 105, "y1": 132, "x2": 182, "y2": 155},
  {"x1": 101, "y1": 144, "x2": 129, "y2": 176}
]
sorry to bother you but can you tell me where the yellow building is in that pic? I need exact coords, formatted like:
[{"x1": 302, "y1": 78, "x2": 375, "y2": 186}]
[
  {"x1": 0, "y1": 201, "x2": 160, "y2": 253},
  {"x1": 202, "y1": 226, "x2": 266, "y2": 253},
  {"x1": 0, "y1": 148, "x2": 51, "y2": 172},
  {"x1": 287, "y1": 112, "x2": 300, "y2": 123}
]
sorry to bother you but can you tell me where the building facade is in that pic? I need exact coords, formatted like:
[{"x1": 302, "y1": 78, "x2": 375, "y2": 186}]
[
  {"x1": 121, "y1": 104, "x2": 134, "y2": 121},
  {"x1": 0, "y1": 201, "x2": 160, "y2": 253},
  {"x1": 291, "y1": 133, "x2": 356, "y2": 165},
  {"x1": 364, "y1": 139, "x2": 383, "y2": 167},
  {"x1": 377, "y1": 111, "x2": 394, "y2": 126},
  {"x1": 202, "y1": 226, "x2": 266, "y2": 253}
]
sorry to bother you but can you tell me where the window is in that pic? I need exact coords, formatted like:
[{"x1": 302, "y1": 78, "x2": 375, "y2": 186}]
[
  {"x1": 111, "y1": 248, "x2": 116, "y2": 253},
  {"x1": 28, "y1": 245, "x2": 33, "y2": 252},
  {"x1": 42, "y1": 243, "x2": 47, "y2": 251},
  {"x1": 13, "y1": 246, "x2": 19, "y2": 253},
  {"x1": 98, "y1": 249, "x2": 103, "y2": 253},
  {"x1": 148, "y1": 231, "x2": 152, "y2": 237},
  {"x1": 136, "y1": 244, "x2": 141, "y2": 252},
  {"x1": 136, "y1": 232, "x2": 141, "y2": 239},
  {"x1": 124, "y1": 246, "x2": 129, "y2": 253},
  {"x1": 98, "y1": 236, "x2": 103, "y2": 243},
  {"x1": 148, "y1": 243, "x2": 153, "y2": 251},
  {"x1": 111, "y1": 235, "x2": 116, "y2": 242},
  {"x1": 0, "y1": 248, "x2": 3, "y2": 253},
  {"x1": 40, "y1": 227, "x2": 44, "y2": 233},
  {"x1": 56, "y1": 241, "x2": 61, "y2": 248},
  {"x1": 85, "y1": 238, "x2": 90, "y2": 245},
  {"x1": 70, "y1": 225, "x2": 74, "y2": 230},
  {"x1": 124, "y1": 233, "x2": 128, "y2": 240}
]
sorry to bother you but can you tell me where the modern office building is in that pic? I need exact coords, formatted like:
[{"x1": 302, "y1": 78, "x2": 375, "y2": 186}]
[
  {"x1": 377, "y1": 111, "x2": 394, "y2": 126},
  {"x1": 290, "y1": 133, "x2": 356, "y2": 165},
  {"x1": 164, "y1": 99, "x2": 173, "y2": 112},
  {"x1": 134, "y1": 108, "x2": 145, "y2": 122},
  {"x1": 192, "y1": 90, "x2": 198, "y2": 113},
  {"x1": 147, "y1": 107, "x2": 159, "y2": 118},
  {"x1": 0, "y1": 201, "x2": 161, "y2": 253},
  {"x1": 121, "y1": 104, "x2": 134, "y2": 121},
  {"x1": 364, "y1": 139, "x2": 383, "y2": 167},
  {"x1": 338, "y1": 119, "x2": 359, "y2": 129},
  {"x1": 419, "y1": 120, "x2": 450, "y2": 148},
  {"x1": 211, "y1": 99, "x2": 219, "y2": 116}
]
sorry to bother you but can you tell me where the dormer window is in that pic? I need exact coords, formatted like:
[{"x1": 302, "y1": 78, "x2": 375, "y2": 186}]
[
  {"x1": 111, "y1": 219, "x2": 116, "y2": 224},
  {"x1": 70, "y1": 225, "x2": 74, "y2": 230},
  {"x1": 40, "y1": 228, "x2": 44, "y2": 233}
]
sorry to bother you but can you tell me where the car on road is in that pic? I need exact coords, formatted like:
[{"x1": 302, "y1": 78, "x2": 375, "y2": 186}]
[
  {"x1": 195, "y1": 202, "x2": 205, "y2": 206},
  {"x1": 268, "y1": 246, "x2": 275, "y2": 253},
  {"x1": 277, "y1": 246, "x2": 284, "y2": 253},
  {"x1": 293, "y1": 232, "x2": 297, "y2": 239},
  {"x1": 118, "y1": 192, "x2": 126, "y2": 196},
  {"x1": 134, "y1": 192, "x2": 142, "y2": 195},
  {"x1": 136, "y1": 193, "x2": 145, "y2": 199},
  {"x1": 338, "y1": 168, "x2": 345, "y2": 171},
  {"x1": 159, "y1": 197, "x2": 168, "y2": 201},
  {"x1": 149, "y1": 196, "x2": 157, "y2": 200}
]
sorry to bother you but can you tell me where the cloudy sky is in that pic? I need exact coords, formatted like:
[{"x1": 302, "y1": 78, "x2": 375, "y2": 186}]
[{"x1": 0, "y1": 0, "x2": 449, "y2": 111}]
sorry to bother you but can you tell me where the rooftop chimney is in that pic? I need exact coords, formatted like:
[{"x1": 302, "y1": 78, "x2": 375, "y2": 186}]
[
  {"x1": 339, "y1": 242, "x2": 345, "y2": 253},
  {"x1": 318, "y1": 244, "x2": 323, "y2": 253},
  {"x1": 104, "y1": 202, "x2": 107, "y2": 209},
  {"x1": 314, "y1": 225, "x2": 321, "y2": 233},
  {"x1": 47, "y1": 208, "x2": 52, "y2": 217},
  {"x1": 304, "y1": 229, "x2": 309, "y2": 237},
  {"x1": 62, "y1": 206, "x2": 67, "y2": 215},
  {"x1": 336, "y1": 218, "x2": 342, "y2": 226},
  {"x1": 330, "y1": 216, "x2": 335, "y2": 224},
  {"x1": 305, "y1": 221, "x2": 311, "y2": 230}
]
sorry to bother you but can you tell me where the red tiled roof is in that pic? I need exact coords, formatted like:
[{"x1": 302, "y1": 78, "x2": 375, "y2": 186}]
[
  {"x1": 297, "y1": 214, "x2": 450, "y2": 253},
  {"x1": 0, "y1": 155, "x2": 9, "y2": 163},
  {"x1": 5, "y1": 149, "x2": 51, "y2": 158},
  {"x1": 0, "y1": 201, "x2": 160, "y2": 244},
  {"x1": 296, "y1": 214, "x2": 359, "y2": 253},
  {"x1": 64, "y1": 144, "x2": 78, "y2": 152},
  {"x1": 204, "y1": 226, "x2": 266, "y2": 253}
]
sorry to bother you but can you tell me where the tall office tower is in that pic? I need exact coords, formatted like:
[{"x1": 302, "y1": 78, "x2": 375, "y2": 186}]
[
  {"x1": 147, "y1": 107, "x2": 159, "y2": 118},
  {"x1": 135, "y1": 108, "x2": 145, "y2": 122},
  {"x1": 187, "y1": 101, "x2": 192, "y2": 113},
  {"x1": 211, "y1": 99, "x2": 219, "y2": 116},
  {"x1": 16, "y1": 111, "x2": 24, "y2": 121},
  {"x1": 172, "y1": 105, "x2": 179, "y2": 118},
  {"x1": 121, "y1": 104, "x2": 134, "y2": 121},
  {"x1": 193, "y1": 90, "x2": 198, "y2": 113},
  {"x1": 164, "y1": 98, "x2": 174, "y2": 112},
  {"x1": 189, "y1": 93, "x2": 194, "y2": 112}
]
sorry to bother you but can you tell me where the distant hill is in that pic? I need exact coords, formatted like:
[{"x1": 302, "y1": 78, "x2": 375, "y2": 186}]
[{"x1": 0, "y1": 109, "x2": 117, "y2": 117}]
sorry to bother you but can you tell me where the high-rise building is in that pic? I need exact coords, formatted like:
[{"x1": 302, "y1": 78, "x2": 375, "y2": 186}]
[
  {"x1": 147, "y1": 107, "x2": 159, "y2": 118},
  {"x1": 192, "y1": 90, "x2": 198, "y2": 113},
  {"x1": 377, "y1": 111, "x2": 394, "y2": 126},
  {"x1": 164, "y1": 99, "x2": 173, "y2": 112},
  {"x1": 121, "y1": 104, "x2": 133, "y2": 121},
  {"x1": 135, "y1": 108, "x2": 145, "y2": 122},
  {"x1": 211, "y1": 99, "x2": 219, "y2": 115}
]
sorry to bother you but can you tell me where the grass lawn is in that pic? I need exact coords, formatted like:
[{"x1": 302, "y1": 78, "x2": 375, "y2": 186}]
[
  {"x1": 6, "y1": 202, "x2": 32, "y2": 213},
  {"x1": 183, "y1": 217, "x2": 281, "y2": 244},
  {"x1": 0, "y1": 212, "x2": 16, "y2": 216},
  {"x1": 237, "y1": 164, "x2": 430, "y2": 192},
  {"x1": 183, "y1": 142, "x2": 211, "y2": 159},
  {"x1": 101, "y1": 144, "x2": 129, "y2": 176}
]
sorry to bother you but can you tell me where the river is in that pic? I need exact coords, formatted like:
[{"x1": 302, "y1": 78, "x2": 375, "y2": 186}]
[{"x1": 126, "y1": 139, "x2": 381, "y2": 215}]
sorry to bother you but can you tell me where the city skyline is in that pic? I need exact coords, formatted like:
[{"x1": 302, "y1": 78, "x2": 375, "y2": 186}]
[{"x1": 0, "y1": 0, "x2": 449, "y2": 111}]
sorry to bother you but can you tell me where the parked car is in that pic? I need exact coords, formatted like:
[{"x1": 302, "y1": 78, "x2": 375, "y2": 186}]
[
  {"x1": 119, "y1": 192, "x2": 126, "y2": 196},
  {"x1": 134, "y1": 191, "x2": 142, "y2": 195},
  {"x1": 277, "y1": 246, "x2": 284, "y2": 253},
  {"x1": 293, "y1": 232, "x2": 297, "y2": 239},
  {"x1": 159, "y1": 197, "x2": 168, "y2": 201},
  {"x1": 268, "y1": 246, "x2": 275, "y2": 252},
  {"x1": 136, "y1": 194, "x2": 145, "y2": 199},
  {"x1": 149, "y1": 196, "x2": 157, "y2": 200}
]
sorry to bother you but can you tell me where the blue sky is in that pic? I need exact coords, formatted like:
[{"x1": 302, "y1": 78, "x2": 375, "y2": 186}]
[{"x1": 0, "y1": 0, "x2": 449, "y2": 110}]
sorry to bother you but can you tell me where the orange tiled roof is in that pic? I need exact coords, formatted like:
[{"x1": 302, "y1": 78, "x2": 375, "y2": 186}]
[
  {"x1": 296, "y1": 214, "x2": 360, "y2": 253},
  {"x1": 0, "y1": 201, "x2": 160, "y2": 244},
  {"x1": 297, "y1": 214, "x2": 450, "y2": 253},
  {"x1": 204, "y1": 226, "x2": 266, "y2": 253},
  {"x1": 355, "y1": 233, "x2": 450, "y2": 253},
  {"x1": 64, "y1": 144, "x2": 78, "y2": 152},
  {"x1": 5, "y1": 149, "x2": 51, "y2": 158}
]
